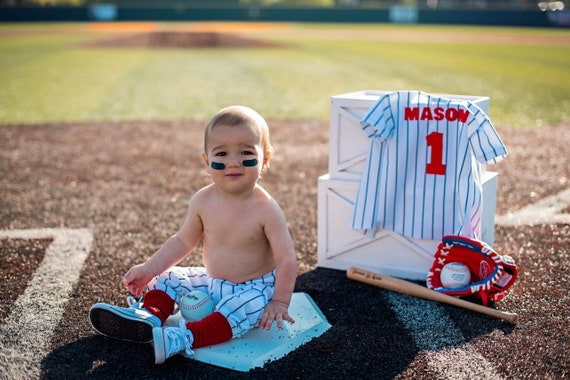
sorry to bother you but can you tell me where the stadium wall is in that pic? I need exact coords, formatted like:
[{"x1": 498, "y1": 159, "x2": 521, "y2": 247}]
[{"x1": 0, "y1": 5, "x2": 567, "y2": 27}]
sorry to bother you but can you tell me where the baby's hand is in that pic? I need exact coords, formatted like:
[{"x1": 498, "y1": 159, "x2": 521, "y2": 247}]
[
  {"x1": 122, "y1": 264, "x2": 152, "y2": 297},
  {"x1": 259, "y1": 300, "x2": 295, "y2": 330}
]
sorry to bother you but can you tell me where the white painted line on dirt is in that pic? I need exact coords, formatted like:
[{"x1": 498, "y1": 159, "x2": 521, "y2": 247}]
[
  {"x1": 0, "y1": 228, "x2": 93, "y2": 379},
  {"x1": 495, "y1": 188, "x2": 570, "y2": 226},
  {"x1": 385, "y1": 292, "x2": 504, "y2": 380}
]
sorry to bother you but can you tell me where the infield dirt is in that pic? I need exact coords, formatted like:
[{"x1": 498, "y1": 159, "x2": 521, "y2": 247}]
[{"x1": 1, "y1": 119, "x2": 569, "y2": 379}]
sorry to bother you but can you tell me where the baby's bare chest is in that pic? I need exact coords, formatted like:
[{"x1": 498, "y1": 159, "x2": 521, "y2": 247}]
[{"x1": 203, "y1": 206, "x2": 266, "y2": 245}]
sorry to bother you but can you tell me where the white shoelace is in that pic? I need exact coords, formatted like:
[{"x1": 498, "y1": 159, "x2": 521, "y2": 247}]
[
  {"x1": 126, "y1": 295, "x2": 143, "y2": 308},
  {"x1": 165, "y1": 320, "x2": 194, "y2": 358}
]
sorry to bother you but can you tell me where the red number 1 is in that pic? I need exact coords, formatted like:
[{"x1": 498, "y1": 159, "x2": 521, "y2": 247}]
[{"x1": 426, "y1": 132, "x2": 446, "y2": 175}]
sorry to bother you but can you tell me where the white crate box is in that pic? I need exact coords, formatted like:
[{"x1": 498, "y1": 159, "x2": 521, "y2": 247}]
[
  {"x1": 329, "y1": 90, "x2": 490, "y2": 180},
  {"x1": 317, "y1": 171, "x2": 498, "y2": 281},
  {"x1": 319, "y1": 90, "x2": 500, "y2": 279}
]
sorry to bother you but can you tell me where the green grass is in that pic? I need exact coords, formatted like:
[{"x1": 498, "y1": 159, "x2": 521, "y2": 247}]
[{"x1": 0, "y1": 22, "x2": 568, "y2": 128}]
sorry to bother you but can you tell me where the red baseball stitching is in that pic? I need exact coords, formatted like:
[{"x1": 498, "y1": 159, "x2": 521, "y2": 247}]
[{"x1": 180, "y1": 294, "x2": 212, "y2": 311}]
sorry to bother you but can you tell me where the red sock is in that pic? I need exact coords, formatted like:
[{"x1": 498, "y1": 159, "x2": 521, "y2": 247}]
[
  {"x1": 142, "y1": 290, "x2": 175, "y2": 325},
  {"x1": 185, "y1": 311, "x2": 233, "y2": 348}
]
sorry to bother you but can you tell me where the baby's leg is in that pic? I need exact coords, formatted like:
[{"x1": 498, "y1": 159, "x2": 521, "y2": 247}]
[
  {"x1": 144, "y1": 266, "x2": 210, "y2": 323},
  {"x1": 89, "y1": 267, "x2": 211, "y2": 343},
  {"x1": 152, "y1": 271, "x2": 275, "y2": 364},
  {"x1": 146, "y1": 266, "x2": 210, "y2": 304},
  {"x1": 212, "y1": 270, "x2": 276, "y2": 338},
  {"x1": 217, "y1": 287, "x2": 272, "y2": 338}
]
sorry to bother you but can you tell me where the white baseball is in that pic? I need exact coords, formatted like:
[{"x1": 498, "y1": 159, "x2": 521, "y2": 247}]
[
  {"x1": 179, "y1": 290, "x2": 215, "y2": 321},
  {"x1": 440, "y1": 262, "x2": 471, "y2": 288}
]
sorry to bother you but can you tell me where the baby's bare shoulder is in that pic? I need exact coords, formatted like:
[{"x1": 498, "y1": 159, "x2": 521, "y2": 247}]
[
  {"x1": 186, "y1": 185, "x2": 217, "y2": 215},
  {"x1": 191, "y1": 184, "x2": 216, "y2": 201},
  {"x1": 253, "y1": 186, "x2": 286, "y2": 217},
  {"x1": 253, "y1": 185, "x2": 279, "y2": 205}
]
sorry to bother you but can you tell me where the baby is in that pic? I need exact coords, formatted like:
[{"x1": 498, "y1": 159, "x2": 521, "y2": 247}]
[{"x1": 89, "y1": 105, "x2": 298, "y2": 364}]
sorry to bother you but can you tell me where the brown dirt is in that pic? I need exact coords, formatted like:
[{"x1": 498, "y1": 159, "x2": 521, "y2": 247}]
[
  {"x1": 1, "y1": 118, "x2": 569, "y2": 379},
  {"x1": 0, "y1": 238, "x2": 51, "y2": 323},
  {"x1": 6, "y1": 21, "x2": 562, "y2": 46},
  {"x1": 80, "y1": 31, "x2": 286, "y2": 49}
]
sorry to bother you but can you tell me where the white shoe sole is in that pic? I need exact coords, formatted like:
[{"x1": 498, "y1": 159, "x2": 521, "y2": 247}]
[{"x1": 152, "y1": 327, "x2": 167, "y2": 364}]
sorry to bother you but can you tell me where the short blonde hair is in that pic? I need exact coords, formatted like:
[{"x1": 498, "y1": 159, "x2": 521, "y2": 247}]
[{"x1": 204, "y1": 105, "x2": 273, "y2": 166}]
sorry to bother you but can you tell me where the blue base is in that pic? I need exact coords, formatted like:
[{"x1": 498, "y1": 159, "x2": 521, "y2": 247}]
[{"x1": 165, "y1": 292, "x2": 331, "y2": 372}]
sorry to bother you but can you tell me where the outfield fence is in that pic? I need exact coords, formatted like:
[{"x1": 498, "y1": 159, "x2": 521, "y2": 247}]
[{"x1": 1, "y1": 4, "x2": 568, "y2": 27}]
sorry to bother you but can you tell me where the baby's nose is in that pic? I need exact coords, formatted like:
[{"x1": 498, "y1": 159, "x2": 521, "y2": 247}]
[{"x1": 227, "y1": 156, "x2": 242, "y2": 167}]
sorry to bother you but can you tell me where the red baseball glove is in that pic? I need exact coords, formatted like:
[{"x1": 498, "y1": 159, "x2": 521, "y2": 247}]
[{"x1": 426, "y1": 235, "x2": 518, "y2": 306}]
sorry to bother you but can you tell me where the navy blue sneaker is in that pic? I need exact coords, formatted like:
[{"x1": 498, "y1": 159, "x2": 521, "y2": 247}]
[{"x1": 89, "y1": 297, "x2": 161, "y2": 343}]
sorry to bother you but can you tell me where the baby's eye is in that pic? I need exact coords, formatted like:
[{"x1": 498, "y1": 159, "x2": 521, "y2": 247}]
[
  {"x1": 241, "y1": 150, "x2": 255, "y2": 156},
  {"x1": 215, "y1": 152, "x2": 227, "y2": 157}
]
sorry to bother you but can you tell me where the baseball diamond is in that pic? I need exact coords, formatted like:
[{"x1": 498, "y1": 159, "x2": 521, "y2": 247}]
[{"x1": 0, "y1": 22, "x2": 569, "y2": 380}]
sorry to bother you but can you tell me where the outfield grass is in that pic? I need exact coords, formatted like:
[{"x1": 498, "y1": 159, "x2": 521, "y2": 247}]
[{"x1": 0, "y1": 22, "x2": 568, "y2": 128}]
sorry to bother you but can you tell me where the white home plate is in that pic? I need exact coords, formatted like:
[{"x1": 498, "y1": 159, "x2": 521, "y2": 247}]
[{"x1": 165, "y1": 292, "x2": 331, "y2": 372}]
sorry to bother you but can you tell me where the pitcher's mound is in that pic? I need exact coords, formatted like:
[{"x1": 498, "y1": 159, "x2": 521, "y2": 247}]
[{"x1": 83, "y1": 31, "x2": 284, "y2": 49}]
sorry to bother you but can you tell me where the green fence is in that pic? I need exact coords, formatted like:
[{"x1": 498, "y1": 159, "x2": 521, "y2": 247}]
[{"x1": 1, "y1": 5, "x2": 566, "y2": 27}]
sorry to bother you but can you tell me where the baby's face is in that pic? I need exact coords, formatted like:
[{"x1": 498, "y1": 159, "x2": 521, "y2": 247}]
[{"x1": 203, "y1": 123, "x2": 265, "y2": 191}]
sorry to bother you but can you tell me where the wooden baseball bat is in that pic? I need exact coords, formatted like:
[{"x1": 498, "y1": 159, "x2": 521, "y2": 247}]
[{"x1": 347, "y1": 266, "x2": 518, "y2": 324}]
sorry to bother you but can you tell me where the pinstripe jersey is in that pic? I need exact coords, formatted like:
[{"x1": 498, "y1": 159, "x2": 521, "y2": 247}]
[{"x1": 350, "y1": 91, "x2": 507, "y2": 240}]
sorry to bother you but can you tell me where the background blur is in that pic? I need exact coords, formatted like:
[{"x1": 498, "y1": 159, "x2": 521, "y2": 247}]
[{"x1": 1, "y1": 0, "x2": 569, "y2": 27}]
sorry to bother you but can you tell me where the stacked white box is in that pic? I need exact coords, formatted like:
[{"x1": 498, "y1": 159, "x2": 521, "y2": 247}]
[{"x1": 318, "y1": 90, "x2": 498, "y2": 280}]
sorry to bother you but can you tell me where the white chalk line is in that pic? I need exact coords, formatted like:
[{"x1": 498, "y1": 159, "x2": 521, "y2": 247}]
[
  {"x1": 495, "y1": 188, "x2": 570, "y2": 226},
  {"x1": 0, "y1": 228, "x2": 93, "y2": 380},
  {"x1": 385, "y1": 292, "x2": 504, "y2": 380}
]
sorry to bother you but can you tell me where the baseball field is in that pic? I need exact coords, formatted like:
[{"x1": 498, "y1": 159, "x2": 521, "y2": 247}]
[{"x1": 1, "y1": 22, "x2": 569, "y2": 379}]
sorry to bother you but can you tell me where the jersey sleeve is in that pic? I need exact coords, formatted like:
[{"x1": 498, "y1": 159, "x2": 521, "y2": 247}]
[
  {"x1": 467, "y1": 102, "x2": 508, "y2": 164},
  {"x1": 360, "y1": 92, "x2": 397, "y2": 142}
]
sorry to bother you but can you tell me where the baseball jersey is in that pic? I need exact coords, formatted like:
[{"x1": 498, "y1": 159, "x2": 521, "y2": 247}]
[{"x1": 350, "y1": 91, "x2": 507, "y2": 240}]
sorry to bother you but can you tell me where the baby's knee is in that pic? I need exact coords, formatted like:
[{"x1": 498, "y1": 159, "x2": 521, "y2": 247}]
[{"x1": 147, "y1": 273, "x2": 183, "y2": 301}]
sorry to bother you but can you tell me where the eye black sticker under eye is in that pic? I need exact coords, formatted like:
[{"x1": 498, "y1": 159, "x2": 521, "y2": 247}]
[
  {"x1": 242, "y1": 158, "x2": 258, "y2": 167},
  {"x1": 210, "y1": 159, "x2": 258, "y2": 170},
  {"x1": 210, "y1": 162, "x2": 225, "y2": 170}
]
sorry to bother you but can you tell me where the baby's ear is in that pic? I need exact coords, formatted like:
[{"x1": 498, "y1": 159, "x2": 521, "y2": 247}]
[
  {"x1": 263, "y1": 151, "x2": 272, "y2": 166},
  {"x1": 201, "y1": 153, "x2": 209, "y2": 167}
]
